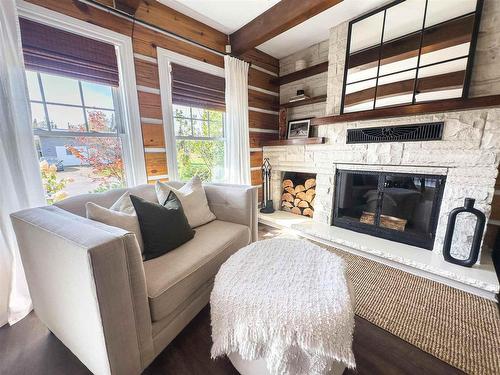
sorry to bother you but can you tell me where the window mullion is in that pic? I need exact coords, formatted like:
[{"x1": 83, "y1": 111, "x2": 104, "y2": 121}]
[
  {"x1": 37, "y1": 72, "x2": 51, "y2": 131},
  {"x1": 207, "y1": 111, "x2": 211, "y2": 137},
  {"x1": 189, "y1": 108, "x2": 194, "y2": 136},
  {"x1": 78, "y1": 81, "x2": 89, "y2": 132}
]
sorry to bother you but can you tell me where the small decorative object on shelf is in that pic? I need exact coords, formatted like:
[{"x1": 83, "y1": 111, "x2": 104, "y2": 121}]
[
  {"x1": 260, "y1": 158, "x2": 275, "y2": 214},
  {"x1": 443, "y1": 198, "x2": 486, "y2": 267},
  {"x1": 289, "y1": 89, "x2": 310, "y2": 103},
  {"x1": 287, "y1": 118, "x2": 311, "y2": 139}
]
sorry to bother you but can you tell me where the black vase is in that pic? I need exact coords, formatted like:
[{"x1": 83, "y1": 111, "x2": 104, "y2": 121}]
[{"x1": 443, "y1": 198, "x2": 485, "y2": 267}]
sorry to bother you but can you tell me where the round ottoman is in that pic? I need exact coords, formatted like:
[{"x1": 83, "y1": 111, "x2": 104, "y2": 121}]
[{"x1": 210, "y1": 238, "x2": 355, "y2": 375}]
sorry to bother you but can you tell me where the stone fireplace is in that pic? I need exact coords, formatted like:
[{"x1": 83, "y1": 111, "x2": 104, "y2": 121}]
[
  {"x1": 261, "y1": 2, "x2": 500, "y2": 296},
  {"x1": 266, "y1": 108, "x2": 500, "y2": 263}
]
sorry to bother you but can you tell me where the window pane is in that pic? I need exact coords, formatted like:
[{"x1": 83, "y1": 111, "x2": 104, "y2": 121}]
[
  {"x1": 37, "y1": 134, "x2": 125, "y2": 203},
  {"x1": 81, "y1": 81, "x2": 114, "y2": 109},
  {"x1": 30, "y1": 102, "x2": 48, "y2": 129},
  {"x1": 208, "y1": 110, "x2": 224, "y2": 123},
  {"x1": 47, "y1": 104, "x2": 86, "y2": 131},
  {"x1": 172, "y1": 104, "x2": 191, "y2": 118},
  {"x1": 41, "y1": 73, "x2": 82, "y2": 105},
  {"x1": 192, "y1": 120, "x2": 209, "y2": 137},
  {"x1": 208, "y1": 110, "x2": 224, "y2": 137},
  {"x1": 191, "y1": 107, "x2": 208, "y2": 120},
  {"x1": 210, "y1": 120, "x2": 224, "y2": 137},
  {"x1": 26, "y1": 71, "x2": 42, "y2": 101},
  {"x1": 174, "y1": 117, "x2": 192, "y2": 136},
  {"x1": 87, "y1": 109, "x2": 116, "y2": 133},
  {"x1": 176, "y1": 139, "x2": 224, "y2": 182}
]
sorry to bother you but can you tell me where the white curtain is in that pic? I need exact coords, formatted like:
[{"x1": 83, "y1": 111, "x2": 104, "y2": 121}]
[
  {"x1": 0, "y1": 0, "x2": 46, "y2": 327},
  {"x1": 224, "y1": 55, "x2": 251, "y2": 185}
]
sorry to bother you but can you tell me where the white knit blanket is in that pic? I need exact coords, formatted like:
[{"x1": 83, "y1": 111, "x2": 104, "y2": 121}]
[{"x1": 210, "y1": 238, "x2": 355, "y2": 375}]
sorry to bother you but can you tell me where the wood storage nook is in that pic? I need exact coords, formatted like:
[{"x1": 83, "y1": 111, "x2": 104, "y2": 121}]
[{"x1": 280, "y1": 173, "x2": 316, "y2": 218}]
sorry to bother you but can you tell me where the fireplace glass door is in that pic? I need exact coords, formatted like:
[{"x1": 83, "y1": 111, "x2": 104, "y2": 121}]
[{"x1": 333, "y1": 170, "x2": 446, "y2": 249}]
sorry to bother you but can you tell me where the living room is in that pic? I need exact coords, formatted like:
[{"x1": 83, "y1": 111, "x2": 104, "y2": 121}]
[{"x1": 0, "y1": 0, "x2": 499, "y2": 374}]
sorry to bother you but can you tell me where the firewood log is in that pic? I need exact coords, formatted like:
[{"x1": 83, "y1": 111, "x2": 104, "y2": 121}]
[
  {"x1": 282, "y1": 192, "x2": 294, "y2": 202},
  {"x1": 305, "y1": 178, "x2": 316, "y2": 190},
  {"x1": 294, "y1": 184, "x2": 306, "y2": 194},
  {"x1": 282, "y1": 205, "x2": 291, "y2": 212},
  {"x1": 285, "y1": 186, "x2": 295, "y2": 195},
  {"x1": 296, "y1": 191, "x2": 307, "y2": 200},
  {"x1": 310, "y1": 198, "x2": 315, "y2": 208},
  {"x1": 298, "y1": 200, "x2": 309, "y2": 208},
  {"x1": 303, "y1": 208, "x2": 314, "y2": 217},
  {"x1": 305, "y1": 189, "x2": 315, "y2": 202},
  {"x1": 291, "y1": 207, "x2": 302, "y2": 215},
  {"x1": 282, "y1": 179, "x2": 294, "y2": 188},
  {"x1": 282, "y1": 201, "x2": 293, "y2": 208},
  {"x1": 294, "y1": 198, "x2": 301, "y2": 207}
]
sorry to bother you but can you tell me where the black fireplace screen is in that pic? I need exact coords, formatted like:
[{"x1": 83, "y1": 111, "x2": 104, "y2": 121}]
[{"x1": 333, "y1": 170, "x2": 446, "y2": 249}]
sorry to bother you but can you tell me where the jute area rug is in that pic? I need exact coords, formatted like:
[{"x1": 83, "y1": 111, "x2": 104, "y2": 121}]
[
  {"x1": 318, "y1": 241, "x2": 500, "y2": 375},
  {"x1": 264, "y1": 229, "x2": 500, "y2": 375}
]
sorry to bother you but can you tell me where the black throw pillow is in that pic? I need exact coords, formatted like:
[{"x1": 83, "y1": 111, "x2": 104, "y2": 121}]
[{"x1": 130, "y1": 193, "x2": 195, "y2": 261}]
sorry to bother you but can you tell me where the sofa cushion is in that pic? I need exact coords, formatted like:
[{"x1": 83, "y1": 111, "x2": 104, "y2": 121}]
[
  {"x1": 144, "y1": 220, "x2": 250, "y2": 322},
  {"x1": 155, "y1": 176, "x2": 216, "y2": 228},
  {"x1": 131, "y1": 194, "x2": 195, "y2": 261}
]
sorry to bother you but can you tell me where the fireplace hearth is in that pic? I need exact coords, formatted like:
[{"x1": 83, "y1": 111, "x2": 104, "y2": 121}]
[{"x1": 333, "y1": 170, "x2": 446, "y2": 249}]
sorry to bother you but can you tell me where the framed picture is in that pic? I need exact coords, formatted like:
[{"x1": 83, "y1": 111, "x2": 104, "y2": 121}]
[{"x1": 287, "y1": 119, "x2": 311, "y2": 139}]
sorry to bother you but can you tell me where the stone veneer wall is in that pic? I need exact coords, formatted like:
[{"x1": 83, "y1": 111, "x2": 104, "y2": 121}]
[
  {"x1": 279, "y1": 41, "x2": 329, "y2": 120},
  {"x1": 266, "y1": 0, "x2": 500, "y2": 261},
  {"x1": 265, "y1": 109, "x2": 500, "y2": 260}
]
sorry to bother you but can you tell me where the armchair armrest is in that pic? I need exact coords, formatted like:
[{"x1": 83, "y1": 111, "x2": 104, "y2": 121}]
[
  {"x1": 204, "y1": 184, "x2": 258, "y2": 242},
  {"x1": 10, "y1": 206, "x2": 154, "y2": 375}
]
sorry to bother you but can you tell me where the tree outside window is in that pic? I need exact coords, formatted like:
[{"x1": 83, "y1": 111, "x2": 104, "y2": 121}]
[
  {"x1": 26, "y1": 70, "x2": 125, "y2": 202},
  {"x1": 173, "y1": 104, "x2": 225, "y2": 182}
]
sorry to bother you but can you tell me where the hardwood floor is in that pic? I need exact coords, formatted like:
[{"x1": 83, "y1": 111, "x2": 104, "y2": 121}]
[{"x1": 0, "y1": 224, "x2": 464, "y2": 375}]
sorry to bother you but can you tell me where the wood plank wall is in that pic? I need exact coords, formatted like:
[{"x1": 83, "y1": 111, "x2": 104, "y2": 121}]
[
  {"x1": 25, "y1": 0, "x2": 280, "y2": 198},
  {"x1": 243, "y1": 49, "x2": 280, "y2": 202}
]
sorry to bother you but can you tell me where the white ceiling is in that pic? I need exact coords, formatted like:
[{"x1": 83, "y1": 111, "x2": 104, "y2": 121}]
[
  {"x1": 159, "y1": 0, "x2": 393, "y2": 59},
  {"x1": 158, "y1": 0, "x2": 281, "y2": 34}
]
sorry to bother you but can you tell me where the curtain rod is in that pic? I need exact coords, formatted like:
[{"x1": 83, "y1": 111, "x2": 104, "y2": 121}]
[{"x1": 80, "y1": 0, "x2": 276, "y2": 75}]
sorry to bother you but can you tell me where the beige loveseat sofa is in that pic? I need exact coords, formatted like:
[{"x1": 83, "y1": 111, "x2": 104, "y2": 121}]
[{"x1": 10, "y1": 182, "x2": 257, "y2": 375}]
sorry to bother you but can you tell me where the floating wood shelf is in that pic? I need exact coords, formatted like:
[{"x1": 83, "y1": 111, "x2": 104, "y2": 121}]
[
  {"x1": 310, "y1": 95, "x2": 500, "y2": 126},
  {"x1": 263, "y1": 137, "x2": 326, "y2": 146},
  {"x1": 273, "y1": 61, "x2": 329, "y2": 85},
  {"x1": 281, "y1": 95, "x2": 327, "y2": 109}
]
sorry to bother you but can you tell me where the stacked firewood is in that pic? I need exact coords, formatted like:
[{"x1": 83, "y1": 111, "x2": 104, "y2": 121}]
[{"x1": 281, "y1": 178, "x2": 316, "y2": 217}]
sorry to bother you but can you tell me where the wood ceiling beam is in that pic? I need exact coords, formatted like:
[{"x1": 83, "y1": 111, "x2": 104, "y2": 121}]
[
  {"x1": 114, "y1": 0, "x2": 141, "y2": 15},
  {"x1": 230, "y1": 0, "x2": 343, "y2": 55}
]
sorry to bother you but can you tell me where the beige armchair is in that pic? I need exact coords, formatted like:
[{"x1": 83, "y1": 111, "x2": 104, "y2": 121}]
[{"x1": 10, "y1": 183, "x2": 257, "y2": 375}]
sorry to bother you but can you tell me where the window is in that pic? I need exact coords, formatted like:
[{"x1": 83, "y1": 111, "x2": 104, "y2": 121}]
[
  {"x1": 173, "y1": 104, "x2": 225, "y2": 182},
  {"x1": 27, "y1": 70, "x2": 126, "y2": 203}
]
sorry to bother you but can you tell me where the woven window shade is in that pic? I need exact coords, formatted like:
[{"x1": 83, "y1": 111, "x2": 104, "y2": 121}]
[
  {"x1": 171, "y1": 63, "x2": 225, "y2": 111},
  {"x1": 19, "y1": 18, "x2": 119, "y2": 87}
]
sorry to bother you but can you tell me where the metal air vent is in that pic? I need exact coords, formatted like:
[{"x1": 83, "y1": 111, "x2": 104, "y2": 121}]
[{"x1": 346, "y1": 122, "x2": 444, "y2": 144}]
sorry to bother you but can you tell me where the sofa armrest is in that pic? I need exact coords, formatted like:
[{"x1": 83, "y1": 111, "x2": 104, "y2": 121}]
[
  {"x1": 204, "y1": 184, "x2": 258, "y2": 242},
  {"x1": 10, "y1": 206, "x2": 154, "y2": 375}
]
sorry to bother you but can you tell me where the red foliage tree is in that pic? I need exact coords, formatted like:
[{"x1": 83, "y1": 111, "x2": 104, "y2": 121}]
[{"x1": 66, "y1": 110, "x2": 124, "y2": 191}]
